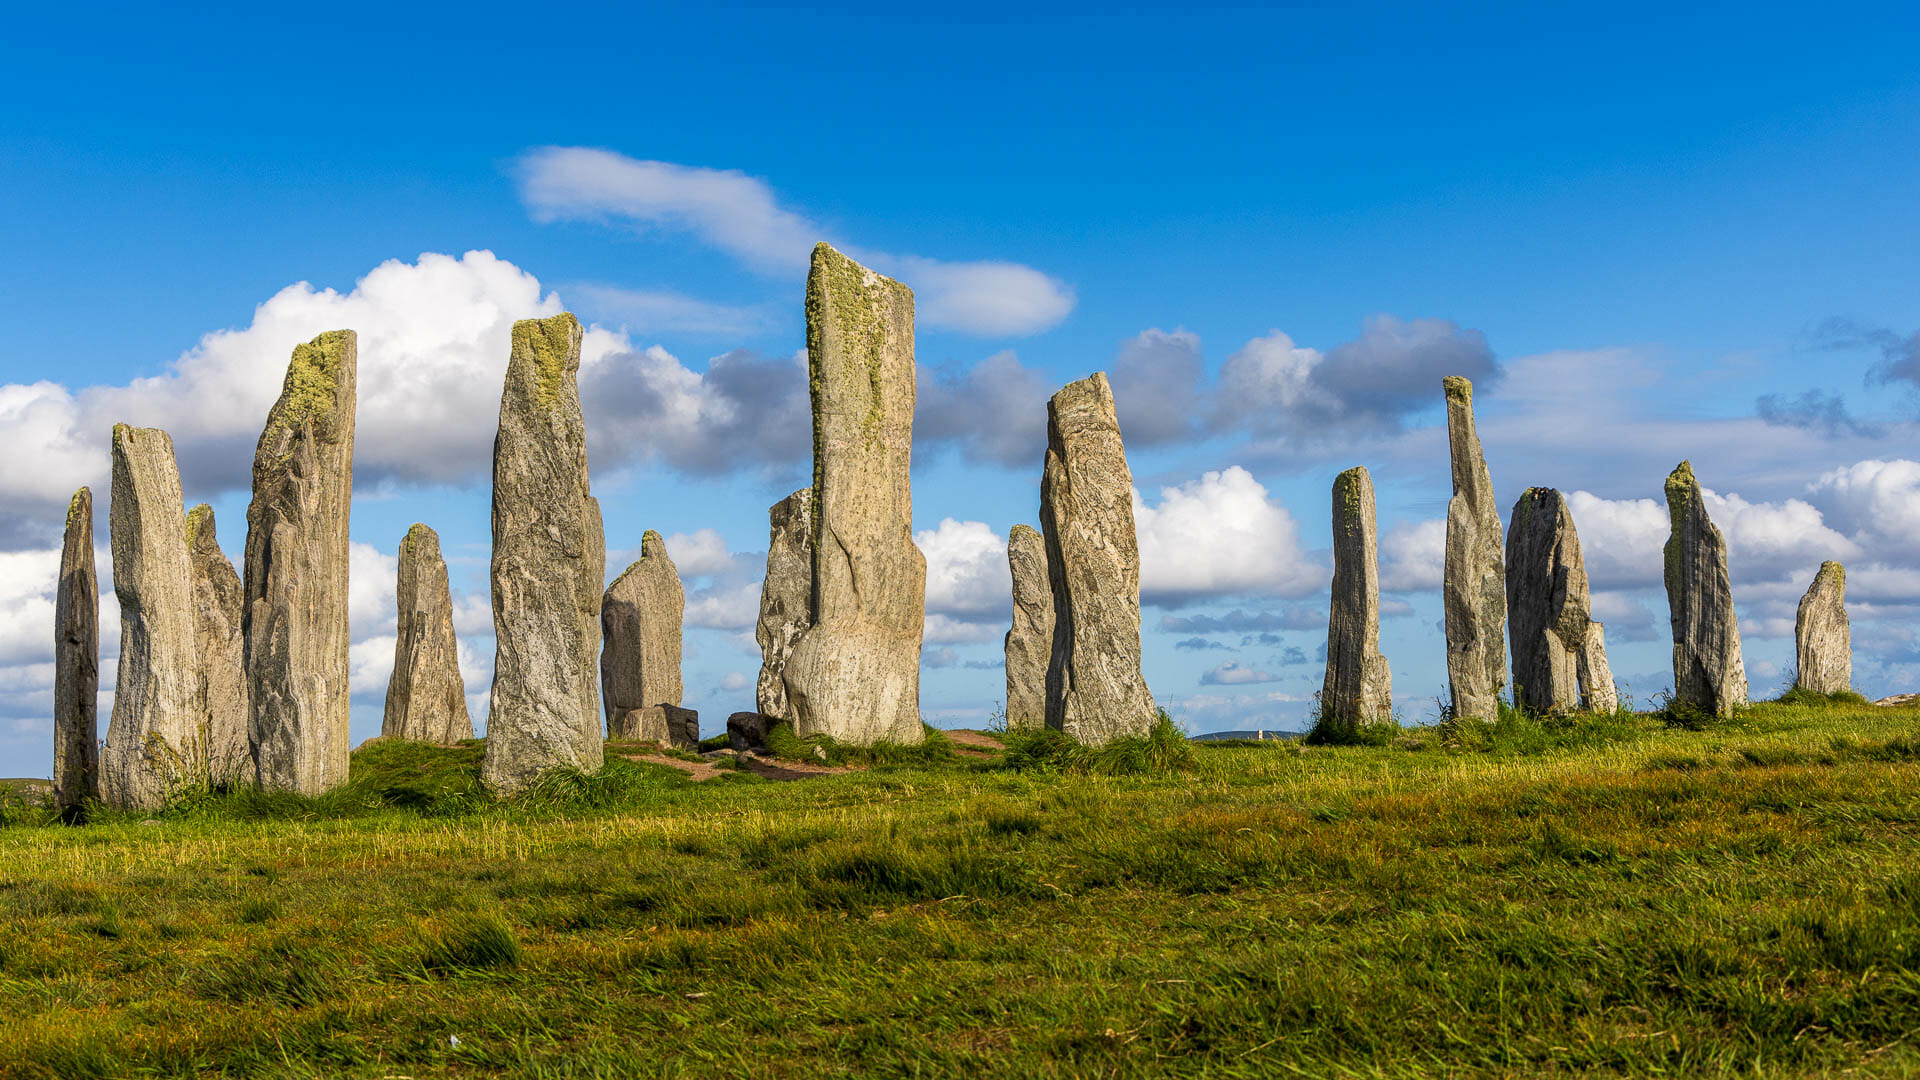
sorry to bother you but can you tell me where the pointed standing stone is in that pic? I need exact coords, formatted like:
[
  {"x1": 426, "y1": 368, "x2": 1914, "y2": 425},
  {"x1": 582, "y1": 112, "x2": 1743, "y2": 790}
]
[
  {"x1": 1003, "y1": 523, "x2": 1052, "y2": 729},
  {"x1": 754, "y1": 489, "x2": 813, "y2": 723},
  {"x1": 1442, "y1": 376, "x2": 1506, "y2": 721},
  {"x1": 53, "y1": 487, "x2": 98, "y2": 813},
  {"x1": 1794, "y1": 561, "x2": 1850, "y2": 696},
  {"x1": 382, "y1": 524, "x2": 473, "y2": 743},
  {"x1": 245, "y1": 329, "x2": 356, "y2": 795},
  {"x1": 1663, "y1": 461, "x2": 1748, "y2": 716},
  {"x1": 780, "y1": 244, "x2": 926, "y2": 745},
  {"x1": 1322, "y1": 467, "x2": 1392, "y2": 727},
  {"x1": 101, "y1": 426, "x2": 203, "y2": 809},
  {"x1": 187, "y1": 505, "x2": 250, "y2": 786},
  {"x1": 1579, "y1": 621, "x2": 1619, "y2": 713},
  {"x1": 483, "y1": 313, "x2": 606, "y2": 793},
  {"x1": 1505, "y1": 488, "x2": 1594, "y2": 714},
  {"x1": 601, "y1": 530, "x2": 685, "y2": 741},
  {"x1": 1041, "y1": 373, "x2": 1156, "y2": 742}
]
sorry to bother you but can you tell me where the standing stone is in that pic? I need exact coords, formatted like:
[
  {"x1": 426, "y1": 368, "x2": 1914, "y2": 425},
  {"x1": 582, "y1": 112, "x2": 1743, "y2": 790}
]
[
  {"x1": 1505, "y1": 487, "x2": 1593, "y2": 714},
  {"x1": 601, "y1": 530, "x2": 685, "y2": 741},
  {"x1": 1663, "y1": 461, "x2": 1748, "y2": 716},
  {"x1": 53, "y1": 487, "x2": 98, "y2": 813},
  {"x1": 1003, "y1": 523, "x2": 1052, "y2": 729},
  {"x1": 1579, "y1": 621, "x2": 1620, "y2": 713},
  {"x1": 483, "y1": 313, "x2": 606, "y2": 793},
  {"x1": 1442, "y1": 376, "x2": 1506, "y2": 721},
  {"x1": 754, "y1": 489, "x2": 813, "y2": 723},
  {"x1": 1794, "y1": 561, "x2": 1850, "y2": 696},
  {"x1": 187, "y1": 505, "x2": 250, "y2": 787},
  {"x1": 1041, "y1": 373, "x2": 1157, "y2": 742},
  {"x1": 780, "y1": 244, "x2": 926, "y2": 745},
  {"x1": 101, "y1": 426, "x2": 203, "y2": 809},
  {"x1": 1321, "y1": 467, "x2": 1392, "y2": 727},
  {"x1": 382, "y1": 523, "x2": 473, "y2": 743},
  {"x1": 245, "y1": 329, "x2": 356, "y2": 795}
]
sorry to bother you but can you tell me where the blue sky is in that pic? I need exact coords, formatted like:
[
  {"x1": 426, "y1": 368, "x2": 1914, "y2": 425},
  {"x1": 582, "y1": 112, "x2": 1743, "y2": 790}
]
[{"x1": 2, "y1": 3, "x2": 1919, "y2": 774}]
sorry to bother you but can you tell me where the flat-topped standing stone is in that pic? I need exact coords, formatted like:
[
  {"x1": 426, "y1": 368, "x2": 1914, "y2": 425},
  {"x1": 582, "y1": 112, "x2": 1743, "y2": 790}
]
[
  {"x1": 780, "y1": 244, "x2": 926, "y2": 745},
  {"x1": 1442, "y1": 376, "x2": 1506, "y2": 722},
  {"x1": 1041, "y1": 373, "x2": 1157, "y2": 742},
  {"x1": 1664, "y1": 461, "x2": 1748, "y2": 716},
  {"x1": 382, "y1": 523, "x2": 473, "y2": 743},
  {"x1": 187, "y1": 505, "x2": 250, "y2": 787},
  {"x1": 601, "y1": 530, "x2": 685, "y2": 741},
  {"x1": 1003, "y1": 523, "x2": 1052, "y2": 729},
  {"x1": 101, "y1": 426, "x2": 203, "y2": 809},
  {"x1": 483, "y1": 313, "x2": 606, "y2": 793},
  {"x1": 53, "y1": 487, "x2": 98, "y2": 812},
  {"x1": 754, "y1": 489, "x2": 813, "y2": 723},
  {"x1": 1579, "y1": 621, "x2": 1619, "y2": 713},
  {"x1": 1795, "y1": 561, "x2": 1850, "y2": 696},
  {"x1": 245, "y1": 329, "x2": 356, "y2": 795},
  {"x1": 1505, "y1": 488, "x2": 1593, "y2": 714},
  {"x1": 1322, "y1": 467, "x2": 1392, "y2": 728}
]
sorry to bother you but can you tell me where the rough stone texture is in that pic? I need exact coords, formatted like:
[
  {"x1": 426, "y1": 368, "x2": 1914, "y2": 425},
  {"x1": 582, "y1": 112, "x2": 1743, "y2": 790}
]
[
  {"x1": 53, "y1": 487, "x2": 98, "y2": 812},
  {"x1": 101, "y1": 426, "x2": 204, "y2": 809},
  {"x1": 186, "y1": 505, "x2": 250, "y2": 787},
  {"x1": 1041, "y1": 373, "x2": 1157, "y2": 742},
  {"x1": 1442, "y1": 376, "x2": 1506, "y2": 721},
  {"x1": 382, "y1": 523, "x2": 473, "y2": 743},
  {"x1": 1505, "y1": 488, "x2": 1593, "y2": 715},
  {"x1": 780, "y1": 244, "x2": 926, "y2": 745},
  {"x1": 1663, "y1": 461, "x2": 1748, "y2": 716},
  {"x1": 1003, "y1": 523, "x2": 1052, "y2": 729},
  {"x1": 728, "y1": 711, "x2": 771, "y2": 752},
  {"x1": 1322, "y1": 467, "x2": 1393, "y2": 726},
  {"x1": 1580, "y1": 621, "x2": 1620, "y2": 713},
  {"x1": 1795, "y1": 561, "x2": 1850, "y2": 696},
  {"x1": 641, "y1": 704, "x2": 699, "y2": 750},
  {"x1": 245, "y1": 329, "x2": 356, "y2": 795},
  {"x1": 601, "y1": 530, "x2": 684, "y2": 740},
  {"x1": 483, "y1": 314, "x2": 606, "y2": 793},
  {"x1": 754, "y1": 489, "x2": 813, "y2": 722}
]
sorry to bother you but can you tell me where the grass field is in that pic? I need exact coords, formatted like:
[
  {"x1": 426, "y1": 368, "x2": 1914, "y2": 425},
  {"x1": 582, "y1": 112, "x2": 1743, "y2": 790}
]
[{"x1": 2, "y1": 700, "x2": 1918, "y2": 1078}]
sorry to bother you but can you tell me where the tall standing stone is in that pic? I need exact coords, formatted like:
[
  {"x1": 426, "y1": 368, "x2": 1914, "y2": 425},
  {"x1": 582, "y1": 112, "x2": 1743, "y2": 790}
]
[
  {"x1": 382, "y1": 523, "x2": 473, "y2": 743},
  {"x1": 1663, "y1": 461, "x2": 1748, "y2": 716},
  {"x1": 1505, "y1": 487, "x2": 1593, "y2": 714},
  {"x1": 53, "y1": 487, "x2": 98, "y2": 812},
  {"x1": 1442, "y1": 376, "x2": 1506, "y2": 721},
  {"x1": 780, "y1": 244, "x2": 926, "y2": 745},
  {"x1": 1321, "y1": 466, "x2": 1392, "y2": 727},
  {"x1": 1579, "y1": 621, "x2": 1619, "y2": 713},
  {"x1": 483, "y1": 313, "x2": 606, "y2": 793},
  {"x1": 1794, "y1": 561, "x2": 1850, "y2": 696},
  {"x1": 245, "y1": 329, "x2": 356, "y2": 795},
  {"x1": 754, "y1": 489, "x2": 813, "y2": 722},
  {"x1": 1041, "y1": 373, "x2": 1156, "y2": 742},
  {"x1": 1003, "y1": 523, "x2": 1052, "y2": 729},
  {"x1": 101, "y1": 426, "x2": 203, "y2": 809},
  {"x1": 187, "y1": 505, "x2": 250, "y2": 787},
  {"x1": 601, "y1": 530, "x2": 685, "y2": 741}
]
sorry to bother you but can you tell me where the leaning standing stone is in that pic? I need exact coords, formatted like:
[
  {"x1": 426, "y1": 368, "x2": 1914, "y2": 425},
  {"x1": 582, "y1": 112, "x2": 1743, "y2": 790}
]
[
  {"x1": 483, "y1": 313, "x2": 606, "y2": 793},
  {"x1": 1442, "y1": 376, "x2": 1506, "y2": 721},
  {"x1": 1794, "y1": 561, "x2": 1850, "y2": 696},
  {"x1": 1504, "y1": 487, "x2": 1593, "y2": 714},
  {"x1": 1003, "y1": 523, "x2": 1052, "y2": 729},
  {"x1": 1321, "y1": 466, "x2": 1392, "y2": 728},
  {"x1": 187, "y1": 505, "x2": 251, "y2": 787},
  {"x1": 1579, "y1": 621, "x2": 1619, "y2": 713},
  {"x1": 1663, "y1": 461, "x2": 1748, "y2": 716},
  {"x1": 382, "y1": 523, "x2": 473, "y2": 743},
  {"x1": 245, "y1": 329, "x2": 356, "y2": 795},
  {"x1": 601, "y1": 530, "x2": 685, "y2": 741},
  {"x1": 53, "y1": 487, "x2": 98, "y2": 812},
  {"x1": 754, "y1": 489, "x2": 813, "y2": 723}
]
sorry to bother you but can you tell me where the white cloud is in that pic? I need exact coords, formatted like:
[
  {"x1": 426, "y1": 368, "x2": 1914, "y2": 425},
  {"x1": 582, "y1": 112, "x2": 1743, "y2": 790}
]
[
  {"x1": 0, "y1": 549, "x2": 60, "y2": 666},
  {"x1": 720, "y1": 671, "x2": 751, "y2": 692},
  {"x1": 685, "y1": 581, "x2": 760, "y2": 631},
  {"x1": 916, "y1": 519, "x2": 1008, "y2": 618},
  {"x1": 1200, "y1": 661, "x2": 1280, "y2": 686},
  {"x1": 349, "y1": 634, "x2": 397, "y2": 698},
  {"x1": 1809, "y1": 459, "x2": 1920, "y2": 560},
  {"x1": 1566, "y1": 485, "x2": 1856, "y2": 591},
  {"x1": 660, "y1": 528, "x2": 736, "y2": 578},
  {"x1": 568, "y1": 284, "x2": 771, "y2": 337},
  {"x1": 925, "y1": 613, "x2": 1003, "y2": 644},
  {"x1": 1379, "y1": 518, "x2": 1446, "y2": 593},
  {"x1": 348, "y1": 542, "x2": 399, "y2": 639},
  {"x1": 1134, "y1": 467, "x2": 1323, "y2": 605}
]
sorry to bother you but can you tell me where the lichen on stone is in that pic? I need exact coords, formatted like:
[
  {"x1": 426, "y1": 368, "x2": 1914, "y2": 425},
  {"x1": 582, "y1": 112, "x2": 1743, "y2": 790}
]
[
  {"x1": 1443, "y1": 375, "x2": 1473, "y2": 403},
  {"x1": 264, "y1": 331, "x2": 352, "y2": 452},
  {"x1": 185, "y1": 503, "x2": 214, "y2": 548},
  {"x1": 65, "y1": 487, "x2": 88, "y2": 529},
  {"x1": 511, "y1": 314, "x2": 579, "y2": 409}
]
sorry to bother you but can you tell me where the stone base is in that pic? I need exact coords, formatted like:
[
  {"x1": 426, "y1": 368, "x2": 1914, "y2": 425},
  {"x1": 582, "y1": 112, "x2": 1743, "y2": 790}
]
[{"x1": 611, "y1": 703, "x2": 699, "y2": 748}]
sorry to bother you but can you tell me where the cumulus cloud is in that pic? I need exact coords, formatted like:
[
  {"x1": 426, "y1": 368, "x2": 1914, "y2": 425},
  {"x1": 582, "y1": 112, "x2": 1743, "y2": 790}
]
[
  {"x1": 1566, "y1": 485, "x2": 1856, "y2": 591},
  {"x1": 1808, "y1": 459, "x2": 1920, "y2": 562},
  {"x1": 580, "y1": 345, "x2": 812, "y2": 480},
  {"x1": 915, "y1": 351, "x2": 1051, "y2": 467},
  {"x1": 1108, "y1": 329, "x2": 1206, "y2": 447},
  {"x1": 659, "y1": 528, "x2": 737, "y2": 578},
  {"x1": 917, "y1": 519, "x2": 1010, "y2": 618},
  {"x1": 1159, "y1": 608, "x2": 1325, "y2": 634},
  {"x1": 1200, "y1": 661, "x2": 1280, "y2": 686},
  {"x1": 1756, "y1": 389, "x2": 1880, "y2": 438},
  {"x1": 1379, "y1": 518, "x2": 1446, "y2": 593},
  {"x1": 1175, "y1": 637, "x2": 1232, "y2": 651},
  {"x1": 1134, "y1": 467, "x2": 1323, "y2": 606}
]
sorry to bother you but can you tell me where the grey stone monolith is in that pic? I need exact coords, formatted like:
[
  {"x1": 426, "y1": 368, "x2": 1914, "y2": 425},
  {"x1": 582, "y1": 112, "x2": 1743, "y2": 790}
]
[
  {"x1": 101, "y1": 426, "x2": 203, "y2": 809},
  {"x1": 1442, "y1": 376, "x2": 1506, "y2": 721},
  {"x1": 602, "y1": 530, "x2": 684, "y2": 741},
  {"x1": 1580, "y1": 621, "x2": 1619, "y2": 713},
  {"x1": 1041, "y1": 372, "x2": 1157, "y2": 742},
  {"x1": 483, "y1": 313, "x2": 606, "y2": 793},
  {"x1": 382, "y1": 523, "x2": 473, "y2": 744},
  {"x1": 187, "y1": 505, "x2": 250, "y2": 786},
  {"x1": 1322, "y1": 466, "x2": 1392, "y2": 727},
  {"x1": 1663, "y1": 461, "x2": 1748, "y2": 716},
  {"x1": 1003, "y1": 523, "x2": 1052, "y2": 729},
  {"x1": 1505, "y1": 487, "x2": 1593, "y2": 715},
  {"x1": 754, "y1": 489, "x2": 813, "y2": 723},
  {"x1": 1794, "y1": 561, "x2": 1850, "y2": 696},
  {"x1": 780, "y1": 244, "x2": 926, "y2": 745},
  {"x1": 245, "y1": 329, "x2": 356, "y2": 795},
  {"x1": 54, "y1": 487, "x2": 98, "y2": 812}
]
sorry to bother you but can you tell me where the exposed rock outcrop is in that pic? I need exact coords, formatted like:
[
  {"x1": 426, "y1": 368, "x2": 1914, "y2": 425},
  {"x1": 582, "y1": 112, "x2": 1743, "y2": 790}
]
[
  {"x1": 1794, "y1": 561, "x2": 1850, "y2": 696},
  {"x1": 187, "y1": 505, "x2": 250, "y2": 786},
  {"x1": 754, "y1": 489, "x2": 813, "y2": 722},
  {"x1": 1663, "y1": 461, "x2": 1748, "y2": 716},
  {"x1": 382, "y1": 523, "x2": 473, "y2": 744},
  {"x1": 1442, "y1": 376, "x2": 1505, "y2": 721},
  {"x1": 1505, "y1": 488, "x2": 1592, "y2": 715},
  {"x1": 1322, "y1": 467, "x2": 1393, "y2": 727},
  {"x1": 1003, "y1": 524, "x2": 1052, "y2": 729},
  {"x1": 602, "y1": 530, "x2": 685, "y2": 740},
  {"x1": 53, "y1": 487, "x2": 98, "y2": 812}
]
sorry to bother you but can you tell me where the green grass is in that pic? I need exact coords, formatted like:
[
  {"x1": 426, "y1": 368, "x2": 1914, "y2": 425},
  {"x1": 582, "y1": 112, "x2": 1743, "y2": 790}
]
[{"x1": 1, "y1": 702, "x2": 1918, "y2": 1076}]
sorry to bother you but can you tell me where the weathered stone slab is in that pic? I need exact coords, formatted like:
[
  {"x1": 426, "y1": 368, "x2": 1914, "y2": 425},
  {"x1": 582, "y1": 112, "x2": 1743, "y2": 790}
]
[
  {"x1": 1442, "y1": 376, "x2": 1505, "y2": 721},
  {"x1": 780, "y1": 244, "x2": 926, "y2": 745},
  {"x1": 1663, "y1": 461, "x2": 1748, "y2": 716},
  {"x1": 245, "y1": 329, "x2": 356, "y2": 795},
  {"x1": 1795, "y1": 561, "x2": 1850, "y2": 696},
  {"x1": 754, "y1": 489, "x2": 813, "y2": 722},
  {"x1": 602, "y1": 530, "x2": 683, "y2": 739},
  {"x1": 1003, "y1": 523, "x2": 1052, "y2": 729},
  {"x1": 54, "y1": 487, "x2": 98, "y2": 812},
  {"x1": 727, "y1": 710, "x2": 771, "y2": 752},
  {"x1": 382, "y1": 523, "x2": 473, "y2": 743},
  {"x1": 1579, "y1": 621, "x2": 1619, "y2": 713},
  {"x1": 625, "y1": 703, "x2": 700, "y2": 749},
  {"x1": 1042, "y1": 373, "x2": 1157, "y2": 742},
  {"x1": 483, "y1": 314, "x2": 606, "y2": 793},
  {"x1": 1505, "y1": 487, "x2": 1592, "y2": 714},
  {"x1": 1322, "y1": 467, "x2": 1393, "y2": 727},
  {"x1": 187, "y1": 505, "x2": 250, "y2": 786}
]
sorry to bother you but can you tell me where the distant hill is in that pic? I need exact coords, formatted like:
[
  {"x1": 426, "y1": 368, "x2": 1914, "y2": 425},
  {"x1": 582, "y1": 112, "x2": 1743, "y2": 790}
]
[{"x1": 1189, "y1": 729, "x2": 1305, "y2": 742}]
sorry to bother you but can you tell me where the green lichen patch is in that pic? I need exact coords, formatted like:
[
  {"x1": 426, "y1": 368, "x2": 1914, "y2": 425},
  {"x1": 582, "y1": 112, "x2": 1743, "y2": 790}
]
[
  {"x1": 511, "y1": 314, "x2": 580, "y2": 409},
  {"x1": 1442, "y1": 375, "x2": 1473, "y2": 403},
  {"x1": 400, "y1": 523, "x2": 433, "y2": 560},
  {"x1": 1664, "y1": 461, "x2": 1698, "y2": 536},
  {"x1": 265, "y1": 331, "x2": 353, "y2": 452},
  {"x1": 65, "y1": 488, "x2": 89, "y2": 529},
  {"x1": 1335, "y1": 468, "x2": 1367, "y2": 537},
  {"x1": 185, "y1": 504, "x2": 215, "y2": 548},
  {"x1": 806, "y1": 243, "x2": 907, "y2": 454}
]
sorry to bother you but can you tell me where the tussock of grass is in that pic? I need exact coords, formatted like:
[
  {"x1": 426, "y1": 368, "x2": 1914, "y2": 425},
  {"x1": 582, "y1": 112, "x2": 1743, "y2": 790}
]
[
  {"x1": 764, "y1": 721, "x2": 960, "y2": 768},
  {"x1": 1000, "y1": 714, "x2": 1196, "y2": 775},
  {"x1": 421, "y1": 914, "x2": 521, "y2": 972}
]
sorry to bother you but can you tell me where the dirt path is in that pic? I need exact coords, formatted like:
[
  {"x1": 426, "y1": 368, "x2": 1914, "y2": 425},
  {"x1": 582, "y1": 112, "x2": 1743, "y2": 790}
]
[
  {"x1": 945, "y1": 730, "x2": 1005, "y2": 759},
  {"x1": 616, "y1": 751, "x2": 858, "y2": 783}
]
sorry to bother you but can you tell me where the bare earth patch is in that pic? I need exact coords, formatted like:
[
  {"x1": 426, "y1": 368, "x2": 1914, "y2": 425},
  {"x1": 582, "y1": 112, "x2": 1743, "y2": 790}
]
[{"x1": 945, "y1": 730, "x2": 1005, "y2": 759}]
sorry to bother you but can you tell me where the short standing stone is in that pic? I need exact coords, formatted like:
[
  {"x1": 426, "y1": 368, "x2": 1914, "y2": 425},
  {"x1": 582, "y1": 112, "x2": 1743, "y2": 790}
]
[
  {"x1": 1504, "y1": 487, "x2": 1593, "y2": 714},
  {"x1": 187, "y1": 505, "x2": 251, "y2": 786},
  {"x1": 53, "y1": 487, "x2": 98, "y2": 812},
  {"x1": 644, "y1": 704, "x2": 700, "y2": 750},
  {"x1": 1579, "y1": 621, "x2": 1619, "y2": 713},
  {"x1": 727, "y1": 710, "x2": 771, "y2": 752},
  {"x1": 601, "y1": 530, "x2": 684, "y2": 740},
  {"x1": 382, "y1": 523, "x2": 473, "y2": 743},
  {"x1": 1794, "y1": 561, "x2": 1850, "y2": 696},
  {"x1": 754, "y1": 489, "x2": 813, "y2": 722},
  {"x1": 483, "y1": 314, "x2": 606, "y2": 793},
  {"x1": 1041, "y1": 373, "x2": 1157, "y2": 742},
  {"x1": 1003, "y1": 523, "x2": 1052, "y2": 729},
  {"x1": 1663, "y1": 461, "x2": 1748, "y2": 716},
  {"x1": 1442, "y1": 376, "x2": 1506, "y2": 721},
  {"x1": 1322, "y1": 466, "x2": 1392, "y2": 727},
  {"x1": 245, "y1": 329, "x2": 356, "y2": 795}
]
